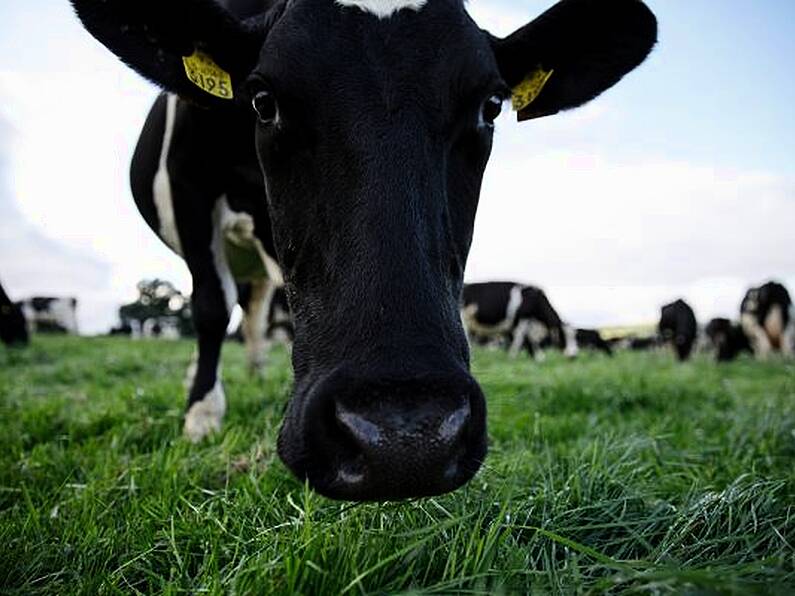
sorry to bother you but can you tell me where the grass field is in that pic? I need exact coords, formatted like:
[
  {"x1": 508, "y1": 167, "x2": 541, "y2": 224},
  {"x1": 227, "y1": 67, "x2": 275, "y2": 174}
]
[{"x1": 1, "y1": 336, "x2": 793, "y2": 594}]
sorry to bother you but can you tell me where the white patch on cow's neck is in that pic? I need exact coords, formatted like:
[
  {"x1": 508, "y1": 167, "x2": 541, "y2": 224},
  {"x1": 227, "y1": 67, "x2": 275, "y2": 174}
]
[{"x1": 336, "y1": 0, "x2": 427, "y2": 19}]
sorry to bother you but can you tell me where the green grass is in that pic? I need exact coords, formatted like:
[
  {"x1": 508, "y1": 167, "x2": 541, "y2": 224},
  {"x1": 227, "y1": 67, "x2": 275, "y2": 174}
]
[{"x1": 1, "y1": 336, "x2": 793, "y2": 594}]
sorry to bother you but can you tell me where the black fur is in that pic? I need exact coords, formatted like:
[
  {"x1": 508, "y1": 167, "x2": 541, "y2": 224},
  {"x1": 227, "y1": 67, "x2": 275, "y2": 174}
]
[
  {"x1": 659, "y1": 299, "x2": 697, "y2": 362},
  {"x1": 0, "y1": 281, "x2": 28, "y2": 347},
  {"x1": 575, "y1": 329, "x2": 612, "y2": 356},
  {"x1": 705, "y1": 318, "x2": 751, "y2": 362}
]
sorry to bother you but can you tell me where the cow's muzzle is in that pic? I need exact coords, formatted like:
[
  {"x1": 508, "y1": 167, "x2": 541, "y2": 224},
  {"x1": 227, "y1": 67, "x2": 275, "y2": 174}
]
[{"x1": 277, "y1": 369, "x2": 487, "y2": 501}]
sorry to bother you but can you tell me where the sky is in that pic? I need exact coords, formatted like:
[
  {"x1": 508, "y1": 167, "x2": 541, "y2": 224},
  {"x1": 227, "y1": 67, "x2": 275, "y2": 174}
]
[{"x1": 0, "y1": 0, "x2": 793, "y2": 333}]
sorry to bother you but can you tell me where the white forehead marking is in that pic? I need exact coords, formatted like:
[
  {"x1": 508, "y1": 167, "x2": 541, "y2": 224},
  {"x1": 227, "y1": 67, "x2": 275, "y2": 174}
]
[{"x1": 336, "y1": 0, "x2": 428, "y2": 19}]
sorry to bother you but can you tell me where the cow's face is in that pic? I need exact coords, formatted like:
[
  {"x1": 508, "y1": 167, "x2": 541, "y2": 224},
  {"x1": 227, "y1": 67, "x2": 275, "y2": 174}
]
[
  {"x1": 250, "y1": 1, "x2": 497, "y2": 499},
  {"x1": 70, "y1": 0, "x2": 657, "y2": 500}
]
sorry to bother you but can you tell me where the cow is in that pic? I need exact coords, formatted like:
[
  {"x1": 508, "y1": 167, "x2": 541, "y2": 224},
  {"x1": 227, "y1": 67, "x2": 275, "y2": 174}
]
[
  {"x1": 574, "y1": 329, "x2": 613, "y2": 356},
  {"x1": 705, "y1": 317, "x2": 752, "y2": 362},
  {"x1": 462, "y1": 282, "x2": 578, "y2": 360},
  {"x1": 658, "y1": 299, "x2": 697, "y2": 362},
  {"x1": 18, "y1": 297, "x2": 79, "y2": 335},
  {"x1": 0, "y1": 281, "x2": 28, "y2": 347},
  {"x1": 69, "y1": 0, "x2": 657, "y2": 501},
  {"x1": 740, "y1": 281, "x2": 794, "y2": 359}
]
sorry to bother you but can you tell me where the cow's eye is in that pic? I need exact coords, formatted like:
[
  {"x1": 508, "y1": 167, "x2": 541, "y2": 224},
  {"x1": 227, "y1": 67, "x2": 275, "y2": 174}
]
[
  {"x1": 252, "y1": 90, "x2": 279, "y2": 125},
  {"x1": 481, "y1": 95, "x2": 504, "y2": 126}
]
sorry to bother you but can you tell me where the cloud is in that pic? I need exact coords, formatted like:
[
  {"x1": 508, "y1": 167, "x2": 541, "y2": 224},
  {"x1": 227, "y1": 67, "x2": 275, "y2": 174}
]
[
  {"x1": 467, "y1": 142, "x2": 795, "y2": 325},
  {"x1": 0, "y1": 0, "x2": 192, "y2": 334},
  {"x1": 0, "y1": 115, "x2": 116, "y2": 331}
]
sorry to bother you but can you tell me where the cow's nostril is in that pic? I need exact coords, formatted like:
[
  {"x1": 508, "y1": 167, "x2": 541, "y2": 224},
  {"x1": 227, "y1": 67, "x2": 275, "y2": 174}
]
[
  {"x1": 337, "y1": 455, "x2": 366, "y2": 486},
  {"x1": 336, "y1": 407, "x2": 383, "y2": 449},
  {"x1": 439, "y1": 402, "x2": 470, "y2": 442}
]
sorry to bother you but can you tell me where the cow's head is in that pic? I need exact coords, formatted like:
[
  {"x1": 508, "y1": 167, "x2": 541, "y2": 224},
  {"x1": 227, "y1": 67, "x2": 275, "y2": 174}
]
[{"x1": 70, "y1": 0, "x2": 656, "y2": 500}]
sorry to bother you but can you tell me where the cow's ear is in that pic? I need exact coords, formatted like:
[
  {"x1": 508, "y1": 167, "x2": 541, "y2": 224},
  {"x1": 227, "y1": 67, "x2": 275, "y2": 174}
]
[
  {"x1": 489, "y1": 0, "x2": 657, "y2": 122},
  {"x1": 69, "y1": 0, "x2": 266, "y2": 106}
]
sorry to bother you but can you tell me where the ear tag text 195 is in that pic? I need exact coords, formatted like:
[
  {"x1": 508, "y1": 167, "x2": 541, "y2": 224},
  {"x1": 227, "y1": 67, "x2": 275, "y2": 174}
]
[
  {"x1": 511, "y1": 67, "x2": 554, "y2": 115},
  {"x1": 182, "y1": 50, "x2": 234, "y2": 100}
]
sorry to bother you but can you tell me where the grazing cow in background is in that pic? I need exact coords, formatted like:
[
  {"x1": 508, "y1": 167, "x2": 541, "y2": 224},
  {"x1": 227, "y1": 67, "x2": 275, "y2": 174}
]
[
  {"x1": 0, "y1": 281, "x2": 28, "y2": 347},
  {"x1": 18, "y1": 297, "x2": 79, "y2": 335},
  {"x1": 740, "y1": 281, "x2": 794, "y2": 359},
  {"x1": 574, "y1": 329, "x2": 613, "y2": 356},
  {"x1": 705, "y1": 318, "x2": 752, "y2": 362},
  {"x1": 462, "y1": 282, "x2": 578, "y2": 359},
  {"x1": 659, "y1": 299, "x2": 697, "y2": 361},
  {"x1": 69, "y1": 0, "x2": 657, "y2": 500}
]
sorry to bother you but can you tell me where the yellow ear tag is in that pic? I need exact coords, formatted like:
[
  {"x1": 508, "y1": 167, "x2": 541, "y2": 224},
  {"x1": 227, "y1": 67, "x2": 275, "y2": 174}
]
[
  {"x1": 511, "y1": 67, "x2": 554, "y2": 113},
  {"x1": 182, "y1": 50, "x2": 234, "y2": 100}
]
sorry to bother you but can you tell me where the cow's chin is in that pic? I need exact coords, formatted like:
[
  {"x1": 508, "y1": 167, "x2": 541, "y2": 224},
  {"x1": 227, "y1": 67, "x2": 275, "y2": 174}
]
[{"x1": 277, "y1": 368, "x2": 488, "y2": 502}]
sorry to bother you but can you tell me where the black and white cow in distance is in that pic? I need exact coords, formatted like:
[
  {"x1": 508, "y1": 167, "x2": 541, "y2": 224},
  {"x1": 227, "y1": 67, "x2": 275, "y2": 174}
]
[
  {"x1": 0, "y1": 281, "x2": 28, "y2": 347},
  {"x1": 69, "y1": 0, "x2": 657, "y2": 501},
  {"x1": 705, "y1": 318, "x2": 752, "y2": 362},
  {"x1": 18, "y1": 297, "x2": 79, "y2": 335},
  {"x1": 740, "y1": 281, "x2": 794, "y2": 359},
  {"x1": 658, "y1": 299, "x2": 697, "y2": 362},
  {"x1": 573, "y1": 329, "x2": 613, "y2": 356},
  {"x1": 462, "y1": 282, "x2": 578, "y2": 359}
]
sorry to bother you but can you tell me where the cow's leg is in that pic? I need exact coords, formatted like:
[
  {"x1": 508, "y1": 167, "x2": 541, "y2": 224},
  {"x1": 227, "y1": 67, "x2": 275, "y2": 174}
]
[
  {"x1": 521, "y1": 335, "x2": 537, "y2": 359},
  {"x1": 563, "y1": 325, "x2": 579, "y2": 359},
  {"x1": 741, "y1": 313, "x2": 772, "y2": 360},
  {"x1": 184, "y1": 348, "x2": 198, "y2": 389},
  {"x1": 184, "y1": 265, "x2": 233, "y2": 441},
  {"x1": 240, "y1": 278, "x2": 272, "y2": 374},
  {"x1": 183, "y1": 213, "x2": 238, "y2": 441},
  {"x1": 509, "y1": 320, "x2": 530, "y2": 359},
  {"x1": 460, "y1": 305, "x2": 477, "y2": 348},
  {"x1": 782, "y1": 316, "x2": 795, "y2": 356},
  {"x1": 763, "y1": 305, "x2": 786, "y2": 353}
]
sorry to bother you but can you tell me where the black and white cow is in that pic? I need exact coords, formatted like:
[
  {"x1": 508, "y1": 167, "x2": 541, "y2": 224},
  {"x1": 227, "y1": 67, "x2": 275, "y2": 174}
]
[
  {"x1": 462, "y1": 282, "x2": 578, "y2": 359},
  {"x1": 705, "y1": 317, "x2": 752, "y2": 362},
  {"x1": 658, "y1": 299, "x2": 697, "y2": 362},
  {"x1": 18, "y1": 297, "x2": 79, "y2": 335},
  {"x1": 0, "y1": 281, "x2": 28, "y2": 347},
  {"x1": 69, "y1": 0, "x2": 656, "y2": 501},
  {"x1": 740, "y1": 281, "x2": 794, "y2": 359}
]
